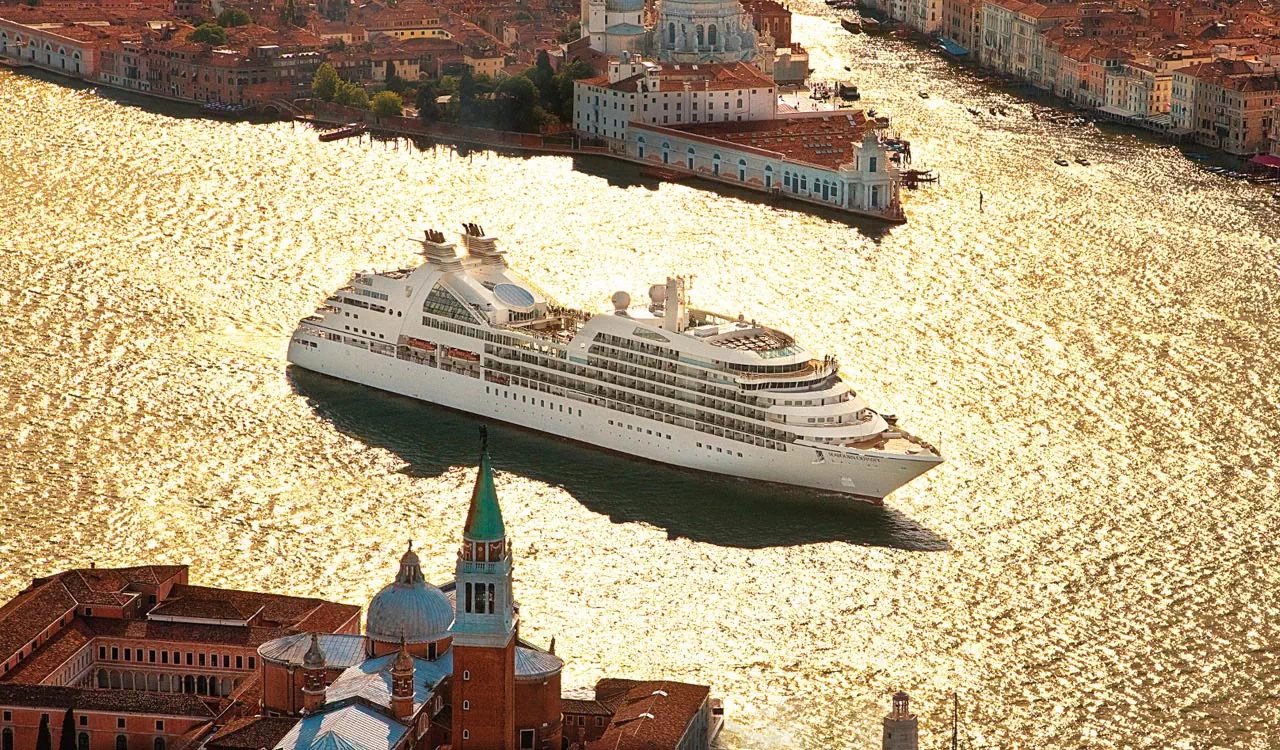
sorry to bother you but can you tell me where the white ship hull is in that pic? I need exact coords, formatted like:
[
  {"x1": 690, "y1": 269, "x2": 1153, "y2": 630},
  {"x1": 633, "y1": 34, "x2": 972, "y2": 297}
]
[{"x1": 287, "y1": 335, "x2": 939, "y2": 502}]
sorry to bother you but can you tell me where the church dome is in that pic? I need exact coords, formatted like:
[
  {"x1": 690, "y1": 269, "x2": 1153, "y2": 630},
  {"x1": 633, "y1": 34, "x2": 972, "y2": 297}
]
[{"x1": 366, "y1": 544, "x2": 455, "y2": 644}]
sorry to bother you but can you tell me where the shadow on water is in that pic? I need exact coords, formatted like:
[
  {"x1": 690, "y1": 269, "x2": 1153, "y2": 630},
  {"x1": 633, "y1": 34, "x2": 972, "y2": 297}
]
[
  {"x1": 570, "y1": 156, "x2": 896, "y2": 242},
  {"x1": 289, "y1": 367, "x2": 949, "y2": 551}
]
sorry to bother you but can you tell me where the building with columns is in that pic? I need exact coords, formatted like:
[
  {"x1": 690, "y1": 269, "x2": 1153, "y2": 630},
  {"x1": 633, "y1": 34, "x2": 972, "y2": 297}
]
[
  {"x1": 0, "y1": 565, "x2": 359, "y2": 750},
  {"x1": 209, "y1": 431, "x2": 721, "y2": 750},
  {"x1": 0, "y1": 435, "x2": 721, "y2": 750}
]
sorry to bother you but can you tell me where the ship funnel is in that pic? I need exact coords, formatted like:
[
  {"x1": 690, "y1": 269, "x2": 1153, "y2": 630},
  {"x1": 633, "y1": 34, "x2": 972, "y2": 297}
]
[
  {"x1": 459, "y1": 222, "x2": 504, "y2": 264},
  {"x1": 423, "y1": 228, "x2": 464, "y2": 271},
  {"x1": 611, "y1": 291, "x2": 631, "y2": 315}
]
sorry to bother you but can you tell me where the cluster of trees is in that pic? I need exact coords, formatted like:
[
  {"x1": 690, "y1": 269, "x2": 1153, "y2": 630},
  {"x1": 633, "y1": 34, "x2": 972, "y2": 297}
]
[
  {"x1": 216, "y1": 8, "x2": 252, "y2": 26},
  {"x1": 310, "y1": 51, "x2": 595, "y2": 134},
  {"x1": 425, "y1": 51, "x2": 593, "y2": 132},
  {"x1": 188, "y1": 8, "x2": 251, "y2": 45},
  {"x1": 312, "y1": 63, "x2": 370, "y2": 108}
]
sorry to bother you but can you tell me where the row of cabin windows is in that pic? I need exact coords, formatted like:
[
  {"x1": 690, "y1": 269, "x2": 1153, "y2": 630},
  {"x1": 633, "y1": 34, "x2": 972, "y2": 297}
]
[
  {"x1": 463, "y1": 582, "x2": 495, "y2": 614},
  {"x1": 1, "y1": 727, "x2": 165, "y2": 750},
  {"x1": 97, "y1": 646, "x2": 253, "y2": 670}
]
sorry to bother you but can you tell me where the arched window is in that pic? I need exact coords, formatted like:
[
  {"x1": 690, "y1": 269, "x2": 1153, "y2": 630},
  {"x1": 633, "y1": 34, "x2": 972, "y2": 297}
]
[
  {"x1": 708, "y1": 24, "x2": 717, "y2": 46},
  {"x1": 636, "y1": 135, "x2": 645, "y2": 158},
  {"x1": 116, "y1": 736, "x2": 128, "y2": 750},
  {"x1": 661, "y1": 141, "x2": 670, "y2": 164},
  {"x1": 154, "y1": 738, "x2": 166, "y2": 750},
  {"x1": 738, "y1": 158, "x2": 747, "y2": 181},
  {"x1": 696, "y1": 24, "x2": 704, "y2": 46},
  {"x1": 736, "y1": 98, "x2": 743, "y2": 108},
  {"x1": 712, "y1": 153, "x2": 721, "y2": 175},
  {"x1": 2, "y1": 728, "x2": 13, "y2": 750},
  {"x1": 686, "y1": 146, "x2": 694, "y2": 169},
  {"x1": 78, "y1": 733, "x2": 89, "y2": 750},
  {"x1": 764, "y1": 164, "x2": 773, "y2": 189},
  {"x1": 667, "y1": 23, "x2": 675, "y2": 45}
]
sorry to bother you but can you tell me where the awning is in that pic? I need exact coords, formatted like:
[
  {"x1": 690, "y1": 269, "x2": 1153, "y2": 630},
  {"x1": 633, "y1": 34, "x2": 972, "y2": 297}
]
[
  {"x1": 938, "y1": 38, "x2": 968, "y2": 56},
  {"x1": 1249, "y1": 154, "x2": 1280, "y2": 168}
]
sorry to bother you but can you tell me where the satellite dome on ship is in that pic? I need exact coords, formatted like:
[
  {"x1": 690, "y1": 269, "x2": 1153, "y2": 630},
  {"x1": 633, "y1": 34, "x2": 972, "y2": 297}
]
[{"x1": 366, "y1": 543, "x2": 455, "y2": 645}]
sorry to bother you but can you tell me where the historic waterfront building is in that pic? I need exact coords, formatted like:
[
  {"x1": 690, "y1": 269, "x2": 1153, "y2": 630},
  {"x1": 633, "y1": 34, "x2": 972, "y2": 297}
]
[
  {"x1": 0, "y1": 565, "x2": 360, "y2": 749},
  {"x1": 579, "y1": 0, "x2": 777, "y2": 70},
  {"x1": 213, "y1": 433, "x2": 721, "y2": 750},
  {"x1": 573, "y1": 55, "x2": 905, "y2": 220},
  {"x1": 0, "y1": 437, "x2": 722, "y2": 750}
]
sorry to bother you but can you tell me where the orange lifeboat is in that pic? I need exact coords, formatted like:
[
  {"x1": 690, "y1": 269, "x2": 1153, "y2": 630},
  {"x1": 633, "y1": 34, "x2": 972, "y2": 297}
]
[{"x1": 447, "y1": 347, "x2": 480, "y2": 362}]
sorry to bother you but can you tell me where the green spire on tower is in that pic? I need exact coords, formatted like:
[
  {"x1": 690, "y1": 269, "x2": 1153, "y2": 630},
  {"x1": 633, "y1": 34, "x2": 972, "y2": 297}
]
[{"x1": 464, "y1": 426, "x2": 506, "y2": 542}]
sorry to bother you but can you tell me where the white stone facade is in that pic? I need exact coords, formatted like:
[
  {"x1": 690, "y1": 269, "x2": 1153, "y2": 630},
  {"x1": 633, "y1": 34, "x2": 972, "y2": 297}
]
[
  {"x1": 626, "y1": 121, "x2": 903, "y2": 219},
  {"x1": 573, "y1": 56, "x2": 776, "y2": 144}
]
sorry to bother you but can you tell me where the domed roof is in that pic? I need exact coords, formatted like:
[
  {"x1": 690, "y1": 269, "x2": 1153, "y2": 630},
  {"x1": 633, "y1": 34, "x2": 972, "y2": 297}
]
[{"x1": 366, "y1": 543, "x2": 455, "y2": 644}]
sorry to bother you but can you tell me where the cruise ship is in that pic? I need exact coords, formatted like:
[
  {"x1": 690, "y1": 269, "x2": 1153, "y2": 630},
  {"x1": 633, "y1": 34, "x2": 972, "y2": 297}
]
[{"x1": 287, "y1": 225, "x2": 942, "y2": 502}]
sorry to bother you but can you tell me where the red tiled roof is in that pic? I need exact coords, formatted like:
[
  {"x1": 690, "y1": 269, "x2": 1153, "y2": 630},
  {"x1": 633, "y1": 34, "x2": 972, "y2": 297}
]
[
  {"x1": 0, "y1": 580, "x2": 78, "y2": 661},
  {"x1": 1, "y1": 620, "x2": 95, "y2": 684},
  {"x1": 203, "y1": 716, "x2": 298, "y2": 749},
  {"x1": 0, "y1": 684, "x2": 216, "y2": 717},
  {"x1": 675, "y1": 112, "x2": 872, "y2": 170},
  {"x1": 587, "y1": 680, "x2": 710, "y2": 750}
]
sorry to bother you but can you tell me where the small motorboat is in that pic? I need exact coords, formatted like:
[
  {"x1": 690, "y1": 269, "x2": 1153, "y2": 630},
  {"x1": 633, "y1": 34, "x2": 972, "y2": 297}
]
[
  {"x1": 989, "y1": 106, "x2": 999, "y2": 115},
  {"x1": 1054, "y1": 157, "x2": 1069, "y2": 167},
  {"x1": 918, "y1": 90, "x2": 929, "y2": 99},
  {"x1": 966, "y1": 106, "x2": 980, "y2": 116},
  {"x1": 1075, "y1": 157, "x2": 1090, "y2": 166},
  {"x1": 844, "y1": 65, "x2": 852, "y2": 71},
  {"x1": 840, "y1": 17, "x2": 861, "y2": 32}
]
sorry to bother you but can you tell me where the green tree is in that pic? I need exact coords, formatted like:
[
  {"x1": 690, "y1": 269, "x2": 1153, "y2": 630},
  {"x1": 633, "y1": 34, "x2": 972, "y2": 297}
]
[
  {"x1": 370, "y1": 90, "x2": 403, "y2": 117},
  {"x1": 311, "y1": 62, "x2": 340, "y2": 101},
  {"x1": 384, "y1": 61, "x2": 406, "y2": 93},
  {"x1": 36, "y1": 714, "x2": 52, "y2": 750},
  {"x1": 216, "y1": 7, "x2": 251, "y2": 26},
  {"x1": 458, "y1": 67, "x2": 476, "y2": 110},
  {"x1": 334, "y1": 80, "x2": 369, "y2": 109},
  {"x1": 496, "y1": 74, "x2": 538, "y2": 132},
  {"x1": 556, "y1": 20, "x2": 581, "y2": 42},
  {"x1": 416, "y1": 82, "x2": 438, "y2": 123},
  {"x1": 58, "y1": 708, "x2": 75, "y2": 750},
  {"x1": 551, "y1": 58, "x2": 594, "y2": 121},
  {"x1": 189, "y1": 22, "x2": 227, "y2": 45}
]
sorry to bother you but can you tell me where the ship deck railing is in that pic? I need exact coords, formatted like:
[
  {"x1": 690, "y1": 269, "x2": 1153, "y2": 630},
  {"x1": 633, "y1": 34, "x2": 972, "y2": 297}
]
[{"x1": 733, "y1": 358, "x2": 838, "y2": 382}]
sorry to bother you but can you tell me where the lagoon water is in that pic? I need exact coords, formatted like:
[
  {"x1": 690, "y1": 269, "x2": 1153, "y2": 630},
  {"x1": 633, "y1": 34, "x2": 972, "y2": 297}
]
[{"x1": 2, "y1": 11, "x2": 1279, "y2": 748}]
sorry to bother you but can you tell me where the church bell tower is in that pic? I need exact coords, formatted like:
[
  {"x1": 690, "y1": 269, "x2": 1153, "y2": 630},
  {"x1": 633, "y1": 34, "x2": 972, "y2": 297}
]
[{"x1": 451, "y1": 427, "x2": 517, "y2": 750}]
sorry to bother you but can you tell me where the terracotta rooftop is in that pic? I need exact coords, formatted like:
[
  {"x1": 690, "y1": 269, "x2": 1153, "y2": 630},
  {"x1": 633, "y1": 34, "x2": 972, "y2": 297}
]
[
  {"x1": 203, "y1": 716, "x2": 298, "y2": 750},
  {"x1": 0, "y1": 565, "x2": 190, "y2": 662},
  {"x1": 586, "y1": 680, "x2": 710, "y2": 750},
  {"x1": 675, "y1": 112, "x2": 873, "y2": 170},
  {"x1": 0, "y1": 684, "x2": 216, "y2": 717},
  {"x1": 1, "y1": 620, "x2": 96, "y2": 684}
]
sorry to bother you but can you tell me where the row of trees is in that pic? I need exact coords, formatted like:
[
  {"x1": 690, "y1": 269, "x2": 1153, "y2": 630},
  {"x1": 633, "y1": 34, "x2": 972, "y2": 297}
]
[
  {"x1": 309, "y1": 50, "x2": 595, "y2": 133},
  {"x1": 313, "y1": 63, "x2": 404, "y2": 115}
]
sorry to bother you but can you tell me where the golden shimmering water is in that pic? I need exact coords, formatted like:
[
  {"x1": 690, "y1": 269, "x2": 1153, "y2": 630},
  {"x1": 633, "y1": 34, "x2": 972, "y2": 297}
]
[{"x1": 3, "y1": 11, "x2": 1280, "y2": 746}]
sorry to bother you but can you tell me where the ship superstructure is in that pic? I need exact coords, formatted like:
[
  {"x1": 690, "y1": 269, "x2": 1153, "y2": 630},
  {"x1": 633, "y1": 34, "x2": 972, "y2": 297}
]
[{"x1": 287, "y1": 225, "x2": 941, "y2": 501}]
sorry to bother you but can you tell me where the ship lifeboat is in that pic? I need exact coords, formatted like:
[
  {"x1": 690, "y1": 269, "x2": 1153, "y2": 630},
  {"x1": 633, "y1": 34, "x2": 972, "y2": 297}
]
[
  {"x1": 447, "y1": 347, "x2": 480, "y2": 362},
  {"x1": 406, "y1": 337, "x2": 437, "y2": 351}
]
